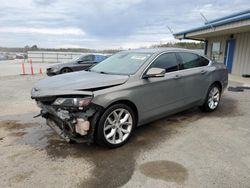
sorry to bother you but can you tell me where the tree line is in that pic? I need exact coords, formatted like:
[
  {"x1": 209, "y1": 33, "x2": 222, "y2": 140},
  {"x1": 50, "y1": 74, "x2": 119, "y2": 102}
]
[{"x1": 0, "y1": 42, "x2": 204, "y2": 54}]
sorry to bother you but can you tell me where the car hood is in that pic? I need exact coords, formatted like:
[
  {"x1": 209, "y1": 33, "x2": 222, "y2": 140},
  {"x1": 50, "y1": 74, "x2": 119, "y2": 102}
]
[{"x1": 31, "y1": 71, "x2": 129, "y2": 98}]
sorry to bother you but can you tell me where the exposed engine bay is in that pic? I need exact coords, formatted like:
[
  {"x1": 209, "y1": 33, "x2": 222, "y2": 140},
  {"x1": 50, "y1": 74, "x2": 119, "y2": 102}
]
[{"x1": 34, "y1": 96, "x2": 103, "y2": 143}]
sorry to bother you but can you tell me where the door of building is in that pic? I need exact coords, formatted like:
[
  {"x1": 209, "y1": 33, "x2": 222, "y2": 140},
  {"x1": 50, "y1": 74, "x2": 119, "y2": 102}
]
[{"x1": 224, "y1": 39, "x2": 236, "y2": 73}]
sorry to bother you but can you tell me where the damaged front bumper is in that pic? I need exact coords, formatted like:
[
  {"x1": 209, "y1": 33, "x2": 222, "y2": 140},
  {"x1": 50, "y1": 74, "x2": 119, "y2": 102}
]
[{"x1": 35, "y1": 100, "x2": 103, "y2": 144}]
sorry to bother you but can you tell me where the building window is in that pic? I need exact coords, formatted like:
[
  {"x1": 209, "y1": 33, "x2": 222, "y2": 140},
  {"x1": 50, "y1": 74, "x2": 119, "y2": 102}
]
[{"x1": 211, "y1": 42, "x2": 221, "y2": 61}]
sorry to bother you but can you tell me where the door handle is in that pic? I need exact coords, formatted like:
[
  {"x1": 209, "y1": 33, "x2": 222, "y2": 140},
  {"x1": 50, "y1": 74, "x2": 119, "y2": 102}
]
[
  {"x1": 200, "y1": 70, "x2": 207, "y2": 74},
  {"x1": 174, "y1": 74, "x2": 182, "y2": 79}
]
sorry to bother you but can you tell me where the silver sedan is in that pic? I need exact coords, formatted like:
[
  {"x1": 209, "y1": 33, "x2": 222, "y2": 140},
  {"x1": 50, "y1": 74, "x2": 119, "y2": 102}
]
[{"x1": 31, "y1": 48, "x2": 228, "y2": 148}]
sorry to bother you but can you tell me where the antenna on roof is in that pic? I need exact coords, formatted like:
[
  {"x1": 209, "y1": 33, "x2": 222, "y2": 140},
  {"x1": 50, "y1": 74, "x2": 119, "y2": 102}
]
[
  {"x1": 167, "y1": 26, "x2": 174, "y2": 36},
  {"x1": 200, "y1": 12, "x2": 215, "y2": 30}
]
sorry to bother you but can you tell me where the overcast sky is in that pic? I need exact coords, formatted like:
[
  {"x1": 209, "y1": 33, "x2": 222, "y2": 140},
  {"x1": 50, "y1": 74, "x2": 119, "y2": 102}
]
[{"x1": 0, "y1": 0, "x2": 249, "y2": 49}]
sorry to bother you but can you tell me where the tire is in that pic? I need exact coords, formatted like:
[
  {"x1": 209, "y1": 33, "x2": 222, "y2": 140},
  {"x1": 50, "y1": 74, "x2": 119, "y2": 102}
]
[
  {"x1": 60, "y1": 68, "x2": 72, "y2": 74},
  {"x1": 200, "y1": 84, "x2": 221, "y2": 112},
  {"x1": 96, "y1": 104, "x2": 136, "y2": 148}
]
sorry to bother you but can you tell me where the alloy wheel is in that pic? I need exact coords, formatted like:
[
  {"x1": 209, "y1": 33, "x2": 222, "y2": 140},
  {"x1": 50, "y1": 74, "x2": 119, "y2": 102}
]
[
  {"x1": 103, "y1": 108, "x2": 133, "y2": 144},
  {"x1": 208, "y1": 87, "x2": 220, "y2": 110},
  {"x1": 61, "y1": 68, "x2": 71, "y2": 73}
]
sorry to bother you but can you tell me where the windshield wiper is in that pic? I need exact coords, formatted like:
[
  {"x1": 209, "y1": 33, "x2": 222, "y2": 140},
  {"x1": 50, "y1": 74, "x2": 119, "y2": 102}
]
[
  {"x1": 90, "y1": 70, "x2": 118, "y2": 75},
  {"x1": 88, "y1": 69, "x2": 108, "y2": 74},
  {"x1": 99, "y1": 71, "x2": 109, "y2": 74}
]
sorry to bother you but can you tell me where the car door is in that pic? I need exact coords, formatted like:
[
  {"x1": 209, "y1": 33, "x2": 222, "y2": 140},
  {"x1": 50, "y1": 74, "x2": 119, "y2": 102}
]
[
  {"x1": 77, "y1": 55, "x2": 95, "y2": 71},
  {"x1": 138, "y1": 52, "x2": 187, "y2": 123},
  {"x1": 176, "y1": 52, "x2": 210, "y2": 104}
]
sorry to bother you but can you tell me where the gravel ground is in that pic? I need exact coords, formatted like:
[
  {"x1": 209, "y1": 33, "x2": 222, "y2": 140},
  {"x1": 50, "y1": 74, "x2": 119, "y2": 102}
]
[{"x1": 0, "y1": 75, "x2": 250, "y2": 188}]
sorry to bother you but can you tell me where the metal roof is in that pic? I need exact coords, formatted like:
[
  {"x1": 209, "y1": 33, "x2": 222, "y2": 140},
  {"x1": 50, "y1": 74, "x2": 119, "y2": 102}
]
[
  {"x1": 125, "y1": 48, "x2": 201, "y2": 54},
  {"x1": 174, "y1": 9, "x2": 250, "y2": 37}
]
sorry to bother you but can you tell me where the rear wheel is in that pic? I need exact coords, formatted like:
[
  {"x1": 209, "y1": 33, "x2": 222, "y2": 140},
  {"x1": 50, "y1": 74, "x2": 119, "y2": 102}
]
[
  {"x1": 60, "y1": 68, "x2": 72, "y2": 74},
  {"x1": 96, "y1": 104, "x2": 136, "y2": 148},
  {"x1": 200, "y1": 84, "x2": 221, "y2": 112}
]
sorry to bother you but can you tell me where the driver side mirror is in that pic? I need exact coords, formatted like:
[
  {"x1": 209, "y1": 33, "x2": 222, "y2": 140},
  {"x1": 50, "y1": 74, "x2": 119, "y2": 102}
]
[{"x1": 143, "y1": 68, "x2": 166, "y2": 78}]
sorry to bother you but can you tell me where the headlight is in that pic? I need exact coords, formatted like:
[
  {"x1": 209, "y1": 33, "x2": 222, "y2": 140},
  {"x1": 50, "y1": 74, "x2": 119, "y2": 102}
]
[{"x1": 52, "y1": 97, "x2": 92, "y2": 107}]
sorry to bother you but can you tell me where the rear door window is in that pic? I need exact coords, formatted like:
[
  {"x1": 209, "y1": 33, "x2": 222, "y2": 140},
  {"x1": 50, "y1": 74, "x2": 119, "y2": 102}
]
[
  {"x1": 198, "y1": 56, "x2": 209, "y2": 66},
  {"x1": 150, "y1": 53, "x2": 179, "y2": 73},
  {"x1": 178, "y1": 52, "x2": 209, "y2": 69},
  {"x1": 80, "y1": 55, "x2": 94, "y2": 62}
]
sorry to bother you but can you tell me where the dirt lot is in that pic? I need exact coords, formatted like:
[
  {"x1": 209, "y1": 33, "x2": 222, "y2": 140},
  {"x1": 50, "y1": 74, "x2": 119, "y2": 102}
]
[{"x1": 0, "y1": 74, "x2": 250, "y2": 188}]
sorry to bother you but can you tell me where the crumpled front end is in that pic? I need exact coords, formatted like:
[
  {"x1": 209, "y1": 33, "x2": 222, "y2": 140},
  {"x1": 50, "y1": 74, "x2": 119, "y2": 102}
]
[
  {"x1": 30, "y1": 70, "x2": 129, "y2": 143},
  {"x1": 33, "y1": 96, "x2": 103, "y2": 143}
]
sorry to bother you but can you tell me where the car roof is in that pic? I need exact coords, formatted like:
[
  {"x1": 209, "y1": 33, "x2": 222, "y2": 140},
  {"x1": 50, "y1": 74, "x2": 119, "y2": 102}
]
[
  {"x1": 79, "y1": 53, "x2": 107, "y2": 56},
  {"x1": 124, "y1": 48, "x2": 201, "y2": 54}
]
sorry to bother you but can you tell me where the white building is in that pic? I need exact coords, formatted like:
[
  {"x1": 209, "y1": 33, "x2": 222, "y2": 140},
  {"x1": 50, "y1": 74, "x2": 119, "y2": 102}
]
[{"x1": 174, "y1": 9, "x2": 250, "y2": 75}]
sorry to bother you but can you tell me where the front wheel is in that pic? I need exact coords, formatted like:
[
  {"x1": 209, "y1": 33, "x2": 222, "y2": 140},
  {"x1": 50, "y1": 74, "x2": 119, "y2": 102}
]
[
  {"x1": 60, "y1": 68, "x2": 72, "y2": 74},
  {"x1": 200, "y1": 84, "x2": 221, "y2": 112},
  {"x1": 96, "y1": 104, "x2": 136, "y2": 148}
]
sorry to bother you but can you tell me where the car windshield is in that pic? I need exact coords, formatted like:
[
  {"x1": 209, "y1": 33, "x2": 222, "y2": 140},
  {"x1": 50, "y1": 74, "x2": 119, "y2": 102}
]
[{"x1": 90, "y1": 52, "x2": 153, "y2": 75}]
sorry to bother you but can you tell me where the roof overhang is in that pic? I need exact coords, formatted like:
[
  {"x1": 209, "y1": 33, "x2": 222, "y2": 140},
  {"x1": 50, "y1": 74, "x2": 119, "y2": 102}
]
[{"x1": 174, "y1": 10, "x2": 250, "y2": 41}]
